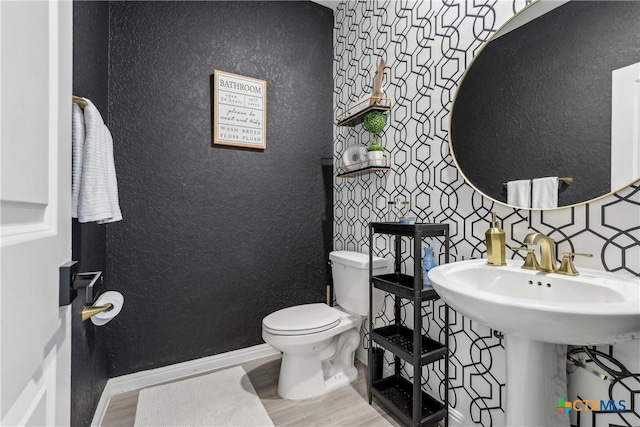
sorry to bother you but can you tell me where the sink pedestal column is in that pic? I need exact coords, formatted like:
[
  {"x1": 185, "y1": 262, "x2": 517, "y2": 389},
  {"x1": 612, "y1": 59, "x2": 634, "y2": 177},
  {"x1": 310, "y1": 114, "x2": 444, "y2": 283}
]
[{"x1": 505, "y1": 335, "x2": 569, "y2": 427}]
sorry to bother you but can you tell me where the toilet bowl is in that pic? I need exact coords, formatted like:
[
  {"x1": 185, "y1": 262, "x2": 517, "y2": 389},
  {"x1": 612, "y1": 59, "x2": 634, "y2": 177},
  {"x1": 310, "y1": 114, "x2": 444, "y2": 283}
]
[
  {"x1": 262, "y1": 251, "x2": 390, "y2": 400},
  {"x1": 262, "y1": 303, "x2": 362, "y2": 400}
]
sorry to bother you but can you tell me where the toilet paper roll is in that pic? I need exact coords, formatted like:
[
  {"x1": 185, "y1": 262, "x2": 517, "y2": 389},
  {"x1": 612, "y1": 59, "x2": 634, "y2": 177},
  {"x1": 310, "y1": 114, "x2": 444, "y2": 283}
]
[{"x1": 91, "y1": 291, "x2": 124, "y2": 326}]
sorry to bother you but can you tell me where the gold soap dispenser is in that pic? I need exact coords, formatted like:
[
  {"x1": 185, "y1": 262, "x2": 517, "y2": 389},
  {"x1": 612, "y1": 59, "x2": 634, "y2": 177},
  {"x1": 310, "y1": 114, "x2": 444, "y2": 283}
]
[{"x1": 486, "y1": 212, "x2": 506, "y2": 266}]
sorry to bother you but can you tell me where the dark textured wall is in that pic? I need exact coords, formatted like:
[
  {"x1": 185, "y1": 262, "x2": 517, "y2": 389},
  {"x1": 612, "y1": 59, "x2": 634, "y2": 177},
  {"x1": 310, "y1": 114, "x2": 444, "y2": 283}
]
[
  {"x1": 71, "y1": 1, "x2": 110, "y2": 426},
  {"x1": 106, "y1": 1, "x2": 333, "y2": 376},
  {"x1": 451, "y1": 1, "x2": 640, "y2": 206}
]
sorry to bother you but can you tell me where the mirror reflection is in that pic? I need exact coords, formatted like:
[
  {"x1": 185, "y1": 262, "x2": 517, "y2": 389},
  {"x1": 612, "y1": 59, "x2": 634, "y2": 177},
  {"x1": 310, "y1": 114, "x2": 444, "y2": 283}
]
[{"x1": 450, "y1": 0, "x2": 640, "y2": 209}]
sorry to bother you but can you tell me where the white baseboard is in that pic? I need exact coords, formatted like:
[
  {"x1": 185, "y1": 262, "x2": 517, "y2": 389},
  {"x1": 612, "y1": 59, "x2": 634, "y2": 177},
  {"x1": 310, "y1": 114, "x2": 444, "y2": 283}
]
[
  {"x1": 91, "y1": 343, "x2": 279, "y2": 426},
  {"x1": 90, "y1": 381, "x2": 112, "y2": 427},
  {"x1": 108, "y1": 343, "x2": 279, "y2": 395}
]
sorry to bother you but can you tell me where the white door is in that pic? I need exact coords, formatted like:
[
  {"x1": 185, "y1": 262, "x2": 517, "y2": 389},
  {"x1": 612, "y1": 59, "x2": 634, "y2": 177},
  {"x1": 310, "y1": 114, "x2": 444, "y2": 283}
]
[{"x1": 1, "y1": 1, "x2": 72, "y2": 426}]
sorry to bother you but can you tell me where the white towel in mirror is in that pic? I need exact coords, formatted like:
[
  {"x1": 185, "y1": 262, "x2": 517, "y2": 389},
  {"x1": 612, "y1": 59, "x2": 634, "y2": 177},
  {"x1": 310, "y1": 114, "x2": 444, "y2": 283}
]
[
  {"x1": 532, "y1": 177, "x2": 559, "y2": 209},
  {"x1": 507, "y1": 179, "x2": 531, "y2": 208}
]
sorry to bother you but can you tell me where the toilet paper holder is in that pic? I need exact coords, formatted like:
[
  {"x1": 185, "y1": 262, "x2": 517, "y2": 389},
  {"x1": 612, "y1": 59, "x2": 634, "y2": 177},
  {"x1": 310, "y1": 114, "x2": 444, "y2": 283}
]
[
  {"x1": 81, "y1": 303, "x2": 113, "y2": 321},
  {"x1": 59, "y1": 261, "x2": 115, "y2": 321},
  {"x1": 59, "y1": 260, "x2": 103, "y2": 306}
]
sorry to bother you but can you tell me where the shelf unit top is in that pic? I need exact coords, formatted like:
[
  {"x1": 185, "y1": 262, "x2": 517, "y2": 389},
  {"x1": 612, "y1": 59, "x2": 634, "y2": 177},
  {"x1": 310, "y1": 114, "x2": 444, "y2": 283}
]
[{"x1": 370, "y1": 222, "x2": 449, "y2": 237}]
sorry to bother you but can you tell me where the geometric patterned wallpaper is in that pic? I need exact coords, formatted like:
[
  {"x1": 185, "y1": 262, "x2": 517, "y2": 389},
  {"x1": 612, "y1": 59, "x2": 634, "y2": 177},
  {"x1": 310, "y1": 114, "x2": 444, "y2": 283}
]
[{"x1": 332, "y1": 1, "x2": 640, "y2": 426}]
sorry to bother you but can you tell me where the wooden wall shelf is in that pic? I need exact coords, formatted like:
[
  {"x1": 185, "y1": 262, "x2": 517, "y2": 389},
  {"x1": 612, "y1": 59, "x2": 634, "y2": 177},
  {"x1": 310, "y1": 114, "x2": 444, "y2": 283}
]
[
  {"x1": 336, "y1": 98, "x2": 393, "y2": 127},
  {"x1": 337, "y1": 158, "x2": 393, "y2": 178}
]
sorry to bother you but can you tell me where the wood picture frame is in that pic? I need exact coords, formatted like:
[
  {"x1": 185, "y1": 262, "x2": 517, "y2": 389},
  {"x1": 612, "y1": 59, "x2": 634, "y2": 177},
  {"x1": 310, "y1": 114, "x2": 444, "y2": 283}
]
[{"x1": 211, "y1": 70, "x2": 267, "y2": 149}]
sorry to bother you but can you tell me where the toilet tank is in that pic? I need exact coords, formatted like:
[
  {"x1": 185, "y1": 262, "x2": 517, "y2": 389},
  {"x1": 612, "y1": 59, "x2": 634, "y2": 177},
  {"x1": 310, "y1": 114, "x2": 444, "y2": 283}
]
[{"x1": 329, "y1": 251, "x2": 391, "y2": 316}]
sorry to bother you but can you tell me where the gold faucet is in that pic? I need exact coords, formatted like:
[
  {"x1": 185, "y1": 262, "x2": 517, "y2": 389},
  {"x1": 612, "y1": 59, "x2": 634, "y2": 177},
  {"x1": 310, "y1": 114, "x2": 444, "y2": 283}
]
[
  {"x1": 523, "y1": 232, "x2": 557, "y2": 272},
  {"x1": 510, "y1": 246, "x2": 540, "y2": 270},
  {"x1": 557, "y1": 252, "x2": 593, "y2": 276}
]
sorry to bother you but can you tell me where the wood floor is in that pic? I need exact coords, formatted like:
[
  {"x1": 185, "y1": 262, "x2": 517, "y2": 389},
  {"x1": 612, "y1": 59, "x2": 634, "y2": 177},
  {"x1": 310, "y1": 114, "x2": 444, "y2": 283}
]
[{"x1": 101, "y1": 354, "x2": 403, "y2": 427}]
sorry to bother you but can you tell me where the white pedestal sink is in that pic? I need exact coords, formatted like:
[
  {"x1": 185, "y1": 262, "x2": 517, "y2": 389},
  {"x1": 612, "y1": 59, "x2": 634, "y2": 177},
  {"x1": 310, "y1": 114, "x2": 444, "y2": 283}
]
[{"x1": 428, "y1": 259, "x2": 640, "y2": 427}]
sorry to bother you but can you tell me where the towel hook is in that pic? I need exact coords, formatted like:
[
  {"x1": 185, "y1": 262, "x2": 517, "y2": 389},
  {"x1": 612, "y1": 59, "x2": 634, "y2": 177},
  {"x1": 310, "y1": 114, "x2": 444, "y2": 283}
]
[{"x1": 72, "y1": 95, "x2": 87, "y2": 109}]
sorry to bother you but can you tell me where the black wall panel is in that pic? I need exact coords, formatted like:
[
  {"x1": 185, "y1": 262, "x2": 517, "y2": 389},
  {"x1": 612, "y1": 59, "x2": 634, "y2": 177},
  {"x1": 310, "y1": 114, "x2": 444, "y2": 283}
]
[
  {"x1": 71, "y1": 1, "x2": 110, "y2": 426},
  {"x1": 105, "y1": 1, "x2": 333, "y2": 376}
]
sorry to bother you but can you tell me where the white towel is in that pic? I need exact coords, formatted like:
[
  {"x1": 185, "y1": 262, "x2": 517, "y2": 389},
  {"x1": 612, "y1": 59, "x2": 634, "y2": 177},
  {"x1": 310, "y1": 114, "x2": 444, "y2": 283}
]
[
  {"x1": 532, "y1": 177, "x2": 559, "y2": 209},
  {"x1": 71, "y1": 103, "x2": 85, "y2": 218},
  {"x1": 507, "y1": 179, "x2": 531, "y2": 208},
  {"x1": 72, "y1": 98, "x2": 122, "y2": 224}
]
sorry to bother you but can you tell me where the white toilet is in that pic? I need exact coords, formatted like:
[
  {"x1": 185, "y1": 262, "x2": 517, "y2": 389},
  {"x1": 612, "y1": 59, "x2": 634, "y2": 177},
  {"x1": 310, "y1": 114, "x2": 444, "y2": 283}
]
[{"x1": 262, "y1": 250, "x2": 390, "y2": 400}]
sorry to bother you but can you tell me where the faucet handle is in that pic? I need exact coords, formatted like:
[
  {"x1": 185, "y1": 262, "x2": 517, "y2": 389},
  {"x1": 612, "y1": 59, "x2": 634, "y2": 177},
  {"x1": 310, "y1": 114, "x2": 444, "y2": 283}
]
[
  {"x1": 511, "y1": 246, "x2": 540, "y2": 271},
  {"x1": 558, "y1": 252, "x2": 593, "y2": 276}
]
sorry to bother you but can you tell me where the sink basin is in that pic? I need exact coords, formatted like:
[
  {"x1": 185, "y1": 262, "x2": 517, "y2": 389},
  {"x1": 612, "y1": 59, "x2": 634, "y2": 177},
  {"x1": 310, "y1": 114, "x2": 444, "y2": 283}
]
[
  {"x1": 428, "y1": 259, "x2": 640, "y2": 427},
  {"x1": 429, "y1": 259, "x2": 640, "y2": 345}
]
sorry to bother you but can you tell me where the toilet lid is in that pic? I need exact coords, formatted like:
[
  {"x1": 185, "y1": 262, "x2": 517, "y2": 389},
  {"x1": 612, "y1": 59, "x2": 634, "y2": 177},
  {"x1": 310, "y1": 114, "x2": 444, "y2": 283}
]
[{"x1": 263, "y1": 303, "x2": 342, "y2": 336}]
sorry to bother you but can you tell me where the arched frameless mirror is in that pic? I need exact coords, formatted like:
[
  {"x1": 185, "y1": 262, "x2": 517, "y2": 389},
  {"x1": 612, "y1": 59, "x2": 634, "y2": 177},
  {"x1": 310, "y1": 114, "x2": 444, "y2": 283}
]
[{"x1": 449, "y1": 0, "x2": 640, "y2": 210}]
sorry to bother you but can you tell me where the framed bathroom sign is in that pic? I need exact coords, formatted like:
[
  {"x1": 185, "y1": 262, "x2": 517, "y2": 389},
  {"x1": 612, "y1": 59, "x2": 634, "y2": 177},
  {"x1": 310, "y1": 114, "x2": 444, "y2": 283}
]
[{"x1": 211, "y1": 70, "x2": 267, "y2": 149}]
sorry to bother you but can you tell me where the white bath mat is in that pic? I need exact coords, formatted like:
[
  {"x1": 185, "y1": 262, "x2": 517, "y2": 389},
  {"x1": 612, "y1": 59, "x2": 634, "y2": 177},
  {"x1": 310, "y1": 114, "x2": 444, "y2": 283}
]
[{"x1": 133, "y1": 366, "x2": 274, "y2": 426}]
